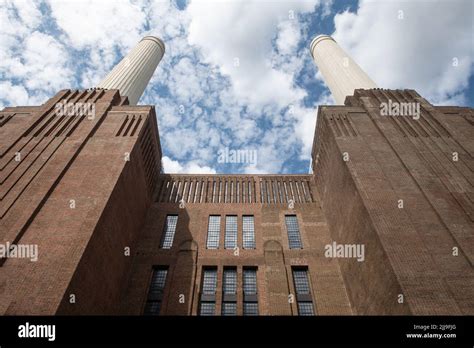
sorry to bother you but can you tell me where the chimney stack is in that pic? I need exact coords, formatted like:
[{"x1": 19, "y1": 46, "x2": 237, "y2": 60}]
[
  {"x1": 97, "y1": 36, "x2": 165, "y2": 105},
  {"x1": 310, "y1": 35, "x2": 377, "y2": 104}
]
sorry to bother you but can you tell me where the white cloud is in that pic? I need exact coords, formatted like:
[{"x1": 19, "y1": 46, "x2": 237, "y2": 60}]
[
  {"x1": 167, "y1": 56, "x2": 207, "y2": 104},
  {"x1": 0, "y1": 0, "x2": 324, "y2": 174},
  {"x1": 49, "y1": 0, "x2": 146, "y2": 50},
  {"x1": 22, "y1": 31, "x2": 73, "y2": 91},
  {"x1": 12, "y1": 0, "x2": 42, "y2": 29},
  {"x1": 276, "y1": 20, "x2": 301, "y2": 55},
  {"x1": 187, "y1": 0, "x2": 319, "y2": 110},
  {"x1": 0, "y1": 2, "x2": 73, "y2": 107},
  {"x1": 332, "y1": 0, "x2": 474, "y2": 105},
  {"x1": 0, "y1": 81, "x2": 29, "y2": 109},
  {"x1": 293, "y1": 93, "x2": 333, "y2": 159},
  {"x1": 162, "y1": 156, "x2": 216, "y2": 174}
]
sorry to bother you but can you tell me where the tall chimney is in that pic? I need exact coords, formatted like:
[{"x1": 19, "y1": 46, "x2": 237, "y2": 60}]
[
  {"x1": 310, "y1": 35, "x2": 377, "y2": 104},
  {"x1": 97, "y1": 36, "x2": 165, "y2": 105}
]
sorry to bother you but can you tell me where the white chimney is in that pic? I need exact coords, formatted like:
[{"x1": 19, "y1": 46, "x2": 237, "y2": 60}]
[
  {"x1": 97, "y1": 36, "x2": 165, "y2": 105},
  {"x1": 310, "y1": 35, "x2": 377, "y2": 104}
]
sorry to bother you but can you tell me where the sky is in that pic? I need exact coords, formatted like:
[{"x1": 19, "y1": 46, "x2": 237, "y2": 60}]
[{"x1": 1, "y1": 0, "x2": 473, "y2": 174}]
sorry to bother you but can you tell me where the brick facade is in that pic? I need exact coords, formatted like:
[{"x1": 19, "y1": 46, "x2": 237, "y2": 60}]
[
  {"x1": 313, "y1": 89, "x2": 473, "y2": 314},
  {"x1": 0, "y1": 88, "x2": 472, "y2": 315}
]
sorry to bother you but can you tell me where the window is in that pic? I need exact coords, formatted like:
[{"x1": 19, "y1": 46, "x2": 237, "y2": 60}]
[
  {"x1": 285, "y1": 215, "x2": 302, "y2": 249},
  {"x1": 242, "y1": 215, "x2": 255, "y2": 249},
  {"x1": 243, "y1": 267, "x2": 258, "y2": 315},
  {"x1": 206, "y1": 216, "x2": 221, "y2": 249},
  {"x1": 202, "y1": 268, "x2": 218, "y2": 294},
  {"x1": 222, "y1": 302, "x2": 237, "y2": 315},
  {"x1": 144, "y1": 267, "x2": 168, "y2": 315},
  {"x1": 223, "y1": 268, "x2": 237, "y2": 294},
  {"x1": 200, "y1": 302, "x2": 215, "y2": 316},
  {"x1": 160, "y1": 215, "x2": 178, "y2": 249},
  {"x1": 224, "y1": 216, "x2": 238, "y2": 249},
  {"x1": 292, "y1": 267, "x2": 315, "y2": 316},
  {"x1": 199, "y1": 267, "x2": 217, "y2": 316},
  {"x1": 222, "y1": 267, "x2": 237, "y2": 316}
]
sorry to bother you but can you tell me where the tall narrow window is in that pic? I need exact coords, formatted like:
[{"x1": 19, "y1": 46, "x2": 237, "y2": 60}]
[
  {"x1": 199, "y1": 267, "x2": 217, "y2": 316},
  {"x1": 144, "y1": 267, "x2": 168, "y2": 315},
  {"x1": 160, "y1": 215, "x2": 178, "y2": 249},
  {"x1": 206, "y1": 216, "x2": 221, "y2": 249},
  {"x1": 243, "y1": 267, "x2": 259, "y2": 315},
  {"x1": 292, "y1": 267, "x2": 315, "y2": 316},
  {"x1": 224, "y1": 215, "x2": 238, "y2": 249},
  {"x1": 285, "y1": 215, "x2": 302, "y2": 249},
  {"x1": 242, "y1": 215, "x2": 255, "y2": 249},
  {"x1": 221, "y1": 267, "x2": 237, "y2": 315}
]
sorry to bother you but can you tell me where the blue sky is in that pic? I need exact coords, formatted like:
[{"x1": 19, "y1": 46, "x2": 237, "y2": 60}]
[{"x1": 1, "y1": 0, "x2": 473, "y2": 174}]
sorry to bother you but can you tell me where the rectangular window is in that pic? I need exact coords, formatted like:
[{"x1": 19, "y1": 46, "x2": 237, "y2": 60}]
[
  {"x1": 242, "y1": 215, "x2": 255, "y2": 249},
  {"x1": 199, "y1": 302, "x2": 216, "y2": 316},
  {"x1": 160, "y1": 215, "x2": 178, "y2": 249},
  {"x1": 199, "y1": 267, "x2": 217, "y2": 316},
  {"x1": 222, "y1": 302, "x2": 237, "y2": 316},
  {"x1": 221, "y1": 267, "x2": 237, "y2": 316},
  {"x1": 224, "y1": 216, "x2": 238, "y2": 249},
  {"x1": 292, "y1": 267, "x2": 315, "y2": 316},
  {"x1": 202, "y1": 268, "x2": 218, "y2": 294},
  {"x1": 206, "y1": 216, "x2": 221, "y2": 249},
  {"x1": 144, "y1": 267, "x2": 168, "y2": 315},
  {"x1": 243, "y1": 267, "x2": 258, "y2": 315},
  {"x1": 285, "y1": 215, "x2": 302, "y2": 249}
]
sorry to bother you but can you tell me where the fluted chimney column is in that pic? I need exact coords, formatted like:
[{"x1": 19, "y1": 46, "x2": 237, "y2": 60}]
[
  {"x1": 310, "y1": 35, "x2": 377, "y2": 104},
  {"x1": 97, "y1": 36, "x2": 165, "y2": 105}
]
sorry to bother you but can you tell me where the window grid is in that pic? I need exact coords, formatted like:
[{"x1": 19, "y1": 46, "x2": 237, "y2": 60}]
[
  {"x1": 200, "y1": 268, "x2": 217, "y2": 316},
  {"x1": 223, "y1": 268, "x2": 237, "y2": 294},
  {"x1": 144, "y1": 302, "x2": 161, "y2": 315},
  {"x1": 285, "y1": 215, "x2": 302, "y2": 249},
  {"x1": 293, "y1": 269, "x2": 311, "y2": 294},
  {"x1": 202, "y1": 268, "x2": 217, "y2": 294},
  {"x1": 160, "y1": 215, "x2": 178, "y2": 249},
  {"x1": 148, "y1": 269, "x2": 168, "y2": 296},
  {"x1": 222, "y1": 268, "x2": 237, "y2": 316},
  {"x1": 297, "y1": 302, "x2": 315, "y2": 316},
  {"x1": 144, "y1": 268, "x2": 168, "y2": 315},
  {"x1": 292, "y1": 268, "x2": 315, "y2": 316},
  {"x1": 242, "y1": 215, "x2": 255, "y2": 249},
  {"x1": 224, "y1": 216, "x2": 238, "y2": 249},
  {"x1": 221, "y1": 302, "x2": 237, "y2": 316},
  {"x1": 206, "y1": 216, "x2": 221, "y2": 249},
  {"x1": 243, "y1": 302, "x2": 259, "y2": 316},
  {"x1": 199, "y1": 302, "x2": 216, "y2": 316},
  {"x1": 243, "y1": 269, "x2": 257, "y2": 295},
  {"x1": 243, "y1": 268, "x2": 258, "y2": 316}
]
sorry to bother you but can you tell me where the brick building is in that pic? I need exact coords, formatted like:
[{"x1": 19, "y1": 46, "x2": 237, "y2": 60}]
[{"x1": 0, "y1": 35, "x2": 472, "y2": 316}]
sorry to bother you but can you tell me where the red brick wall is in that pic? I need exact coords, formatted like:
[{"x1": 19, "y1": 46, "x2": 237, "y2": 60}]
[
  {"x1": 313, "y1": 89, "x2": 473, "y2": 315},
  {"x1": 0, "y1": 90, "x2": 161, "y2": 314},
  {"x1": 120, "y1": 175, "x2": 352, "y2": 315}
]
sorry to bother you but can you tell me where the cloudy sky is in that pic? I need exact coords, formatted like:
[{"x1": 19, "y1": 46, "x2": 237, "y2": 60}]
[{"x1": 1, "y1": 0, "x2": 473, "y2": 174}]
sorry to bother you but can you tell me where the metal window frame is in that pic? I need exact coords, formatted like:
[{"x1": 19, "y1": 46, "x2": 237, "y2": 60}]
[{"x1": 160, "y1": 215, "x2": 178, "y2": 249}]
